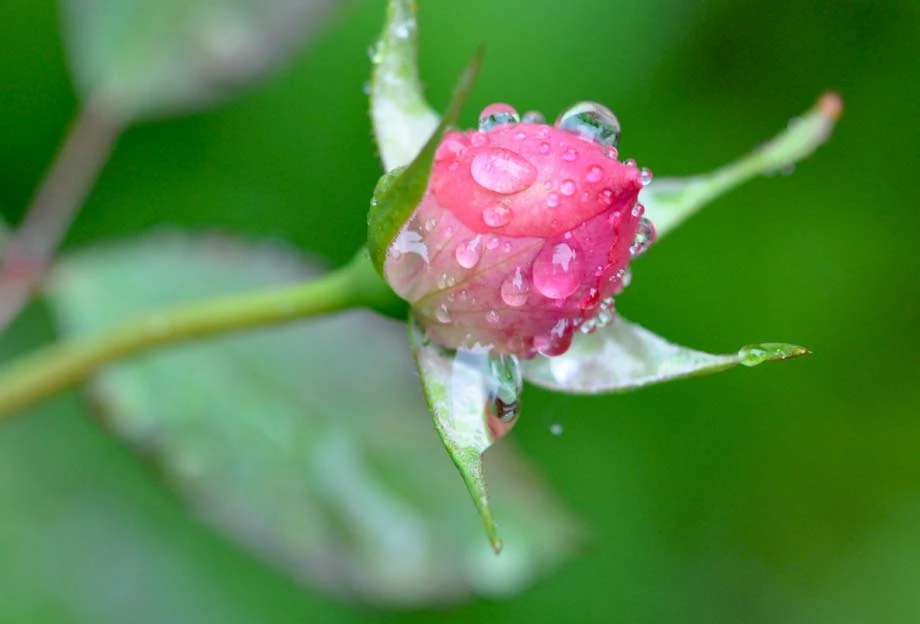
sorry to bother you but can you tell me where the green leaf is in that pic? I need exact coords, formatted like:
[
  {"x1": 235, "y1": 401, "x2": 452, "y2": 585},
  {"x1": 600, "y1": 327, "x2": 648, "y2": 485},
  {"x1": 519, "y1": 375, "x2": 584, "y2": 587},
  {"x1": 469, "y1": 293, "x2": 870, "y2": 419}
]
[
  {"x1": 370, "y1": 0, "x2": 441, "y2": 171},
  {"x1": 521, "y1": 315, "x2": 810, "y2": 394},
  {"x1": 60, "y1": 0, "x2": 335, "y2": 120},
  {"x1": 44, "y1": 233, "x2": 579, "y2": 605},
  {"x1": 409, "y1": 315, "x2": 525, "y2": 553},
  {"x1": 642, "y1": 92, "x2": 842, "y2": 239},
  {"x1": 366, "y1": 47, "x2": 484, "y2": 275}
]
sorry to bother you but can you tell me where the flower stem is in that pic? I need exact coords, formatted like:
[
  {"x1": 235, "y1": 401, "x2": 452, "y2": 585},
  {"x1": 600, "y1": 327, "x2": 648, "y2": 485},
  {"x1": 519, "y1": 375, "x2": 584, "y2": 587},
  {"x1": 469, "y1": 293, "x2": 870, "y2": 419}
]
[
  {"x1": 0, "y1": 101, "x2": 124, "y2": 332},
  {"x1": 0, "y1": 250, "x2": 395, "y2": 419}
]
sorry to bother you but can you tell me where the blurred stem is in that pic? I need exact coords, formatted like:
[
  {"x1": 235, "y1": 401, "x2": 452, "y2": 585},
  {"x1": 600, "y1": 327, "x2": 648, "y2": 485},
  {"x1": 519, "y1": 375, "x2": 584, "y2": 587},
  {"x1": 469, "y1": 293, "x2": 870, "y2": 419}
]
[
  {"x1": 0, "y1": 250, "x2": 397, "y2": 419},
  {"x1": 0, "y1": 101, "x2": 124, "y2": 332}
]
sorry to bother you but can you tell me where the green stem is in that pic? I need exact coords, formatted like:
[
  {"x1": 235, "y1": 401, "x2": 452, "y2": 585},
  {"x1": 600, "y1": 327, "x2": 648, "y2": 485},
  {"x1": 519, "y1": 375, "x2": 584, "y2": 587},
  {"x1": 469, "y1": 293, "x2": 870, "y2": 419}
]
[{"x1": 0, "y1": 250, "x2": 395, "y2": 419}]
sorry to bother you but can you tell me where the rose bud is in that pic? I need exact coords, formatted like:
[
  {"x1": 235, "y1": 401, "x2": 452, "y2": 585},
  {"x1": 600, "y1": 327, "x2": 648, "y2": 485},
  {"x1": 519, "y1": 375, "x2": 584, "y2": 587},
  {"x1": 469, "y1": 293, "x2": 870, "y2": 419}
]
[{"x1": 384, "y1": 102, "x2": 655, "y2": 358}]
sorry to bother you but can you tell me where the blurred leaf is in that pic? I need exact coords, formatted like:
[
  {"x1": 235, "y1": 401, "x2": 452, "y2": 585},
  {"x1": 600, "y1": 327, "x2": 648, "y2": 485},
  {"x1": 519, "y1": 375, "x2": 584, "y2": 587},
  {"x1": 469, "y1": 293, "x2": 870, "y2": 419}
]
[
  {"x1": 366, "y1": 48, "x2": 483, "y2": 275},
  {"x1": 409, "y1": 316, "x2": 526, "y2": 553},
  {"x1": 44, "y1": 233, "x2": 580, "y2": 606},
  {"x1": 370, "y1": 0, "x2": 440, "y2": 172},
  {"x1": 521, "y1": 315, "x2": 810, "y2": 394},
  {"x1": 642, "y1": 92, "x2": 842, "y2": 239},
  {"x1": 59, "y1": 0, "x2": 335, "y2": 120}
]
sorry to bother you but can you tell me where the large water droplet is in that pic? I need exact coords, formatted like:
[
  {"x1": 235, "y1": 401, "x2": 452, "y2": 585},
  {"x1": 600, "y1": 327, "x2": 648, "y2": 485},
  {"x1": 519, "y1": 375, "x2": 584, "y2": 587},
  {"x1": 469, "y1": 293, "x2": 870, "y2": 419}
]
[
  {"x1": 630, "y1": 218, "x2": 656, "y2": 257},
  {"x1": 555, "y1": 101, "x2": 621, "y2": 147},
  {"x1": 455, "y1": 235, "x2": 483, "y2": 268},
  {"x1": 478, "y1": 103, "x2": 521, "y2": 132},
  {"x1": 470, "y1": 148, "x2": 538, "y2": 194},
  {"x1": 533, "y1": 239, "x2": 584, "y2": 300},
  {"x1": 482, "y1": 204, "x2": 513, "y2": 228},
  {"x1": 500, "y1": 267, "x2": 530, "y2": 307},
  {"x1": 453, "y1": 348, "x2": 524, "y2": 428}
]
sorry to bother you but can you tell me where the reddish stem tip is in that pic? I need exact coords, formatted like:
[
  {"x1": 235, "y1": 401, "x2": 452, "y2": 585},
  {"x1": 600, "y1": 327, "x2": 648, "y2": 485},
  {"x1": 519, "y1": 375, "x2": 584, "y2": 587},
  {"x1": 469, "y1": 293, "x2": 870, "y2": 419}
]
[{"x1": 817, "y1": 91, "x2": 844, "y2": 121}]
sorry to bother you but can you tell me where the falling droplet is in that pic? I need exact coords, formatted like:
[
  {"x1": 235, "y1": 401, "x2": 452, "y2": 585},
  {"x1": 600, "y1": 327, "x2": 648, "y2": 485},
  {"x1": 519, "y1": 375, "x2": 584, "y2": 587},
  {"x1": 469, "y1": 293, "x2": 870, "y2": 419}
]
[
  {"x1": 478, "y1": 103, "x2": 521, "y2": 132},
  {"x1": 560, "y1": 179, "x2": 577, "y2": 196},
  {"x1": 522, "y1": 111, "x2": 546, "y2": 123},
  {"x1": 470, "y1": 148, "x2": 538, "y2": 194},
  {"x1": 533, "y1": 239, "x2": 584, "y2": 300},
  {"x1": 555, "y1": 101, "x2": 622, "y2": 147},
  {"x1": 482, "y1": 204, "x2": 513, "y2": 227},
  {"x1": 630, "y1": 217, "x2": 655, "y2": 257},
  {"x1": 455, "y1": 235, "x2": 483, "y2": 268},
  {"x1": 500, "y1": 267, "x2": 530, "y2": 307}
]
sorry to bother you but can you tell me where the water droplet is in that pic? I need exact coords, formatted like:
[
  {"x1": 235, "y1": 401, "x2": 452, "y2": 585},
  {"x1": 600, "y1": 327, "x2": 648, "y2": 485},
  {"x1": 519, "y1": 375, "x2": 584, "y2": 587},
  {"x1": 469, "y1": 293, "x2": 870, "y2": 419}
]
[
  {"x1": 437, "y1": 272, "x2": 456, "y2": 289},
  {"x1": 533, "y1": 319, "x2": 573, "y2": 356},
  {"x1": 455, "y1": 235, "x2": 483, "y2": 268},
  {"x1": 546, "y1": 193, "x2": 560, "y2": 208},
  {"x1": 486, "y1": 237, "x2": 500, "y2": 251},
  {"x1": 478, "y1": 103, "x2": 521, "y2": 132},
  {"x1": 436, "y1": 304, "x2": 451, "y2": 323},
  {"x1": 470, "y1": 132, "x2": 488, "y2": 148},
  {"x1": 585, "y1": 165, "x2": 604, "y2": 183},
  {"x1": 631, "y1": 203, "x2": 645, "y2": 218},
  {"x1": 482, "y1": 204, "x2": 513, "y2": 227},
  {"x1": 560, "y1": 179, "x2": 577, "y2": 196},
  {"x1": 603, "y1": 145, "x2": 618, "y2": 159},
  {"x1": 538, "y1": 142, "x2": 551, "y2": 155},
  {"x1": 640, "y1": 167, "x2": 653, "y2": 186},
  {"x1": 562, "y1": 147, "x2": 578, "y2": 162},
  {"x1": 537, "y1": 126, "x2": 551, "y2": 139},
  {"x1": 624, "y1": 158, "x2": 637, "y2": 168},
  {"x1": 598, "y1": 188, "x2": 614, "y2": 206},
  {"x1": 486, "y1": 310, "x2": 500, "y2": 325},
  {"x1": 630, "y1": 217, "x2": 655, "y2": 257},
  {"x1": 362, "y1": 81, "x2": 371, "y2": 95},
  {"x1": 600, "y1": 294, "x2": 615, "y2": 310},
  {"x1": 500, "y1": 267, "x2": 530, "y2": 307},
  {"x1": 449, "y1": 347, "x2": 524, "y2": 436},
  {"x1": 423, "y1": 218, "x2": 437, "y2": 232},
  {"x1": 502, "y1": 241, "x2": 513, "y2": 253},
  {"x1": 368, "y1": 42, "x2": 383, "y2": 64},
  {"x1": 533, "y1": 239, "x2": 584, "y2": 300},
  {"x1": 522, "y1": 111, "x2": 546, "y2": 123},
  {"x1": 550, "y1": 423, "x2": 564, "y2": 436},
  {"x1": 555, "y1": 101, "x2": 621, "y2": 147},
  {"x1": 470, "y1": 148, "x2": 538, "y2": 194}
]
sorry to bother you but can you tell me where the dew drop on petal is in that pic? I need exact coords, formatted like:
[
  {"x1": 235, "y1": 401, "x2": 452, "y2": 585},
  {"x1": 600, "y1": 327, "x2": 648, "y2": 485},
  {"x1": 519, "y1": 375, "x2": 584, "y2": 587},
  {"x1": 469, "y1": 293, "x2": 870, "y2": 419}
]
[
  {"x1": 533, "y1": 239, "x2": 584, "y2": 300},
  {"x1": 562, "y1": 147, "x2": 578, "y2": 162},
  {"x1": 470, "y1": 148, "x2": 538, "y2": 194},
  {"x1": 482, "y1": 204, "x2": 513, "y2": 227},
  {"x1": 560, "y1": 179, "x2": 577, "y2": 196},
  {"x1": 555, "y1": 101, "x2": 622, "y2": 147},
  {"x1": 470, "y1": 132, "x2": 488, "y2": 148},
  {"x1": 500, "y1": 266, "x2": 530, "y2": 307},
  {"x1": 624, "y1": 158, "x2": 637, "y2": 168},
  {"x1": 538, "y1": 141, "x2": 551, "y2": 155},
  {"x1": 630, "y1": 218, "x2": 656, "y2": 257},
  {"x1": 640, "y1": 166, "x2": 653, "y2": 186},
  {"x1": 478, "y1": 103, "x2": 521, "y2": 132},
  {"x1": 522, "y1": 110, "x2": 546, "y2": 123},
  {"x1": 486, "y1": 310, "x2": 501, "y2": 325},
  {"x1": 546, "y1": 193, "x2": 560, "y2": 208},
  {"x1": 533, "y1": 319, "x2": 574, "y2": 356},
  {"x1": 585, "y1": 165, "x2": 604, "y2": 183},
  {"x1": 455, "y1": 235, "x2": 483, "y2": 268},
  {"x1": 435, "y1": 304, "x2": 451, "y2": 323}
]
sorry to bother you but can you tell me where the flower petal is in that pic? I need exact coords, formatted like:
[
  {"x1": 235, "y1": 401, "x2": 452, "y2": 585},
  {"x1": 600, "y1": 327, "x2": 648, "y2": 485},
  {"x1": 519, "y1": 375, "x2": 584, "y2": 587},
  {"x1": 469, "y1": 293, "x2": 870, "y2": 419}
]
[
  {"x1": 521, "y1": 315, "x2": 810, "y2": 394},
  {"x1": 642, "y1": 92, "x2": 842, "y2": 240}
]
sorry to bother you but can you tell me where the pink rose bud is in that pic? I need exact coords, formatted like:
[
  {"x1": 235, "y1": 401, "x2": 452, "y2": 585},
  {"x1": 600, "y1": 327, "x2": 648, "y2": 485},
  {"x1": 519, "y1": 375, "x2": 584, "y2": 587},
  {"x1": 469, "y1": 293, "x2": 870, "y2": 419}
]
[{"x1": 385, "y1": 102, "x2": 655, "y2": 358}]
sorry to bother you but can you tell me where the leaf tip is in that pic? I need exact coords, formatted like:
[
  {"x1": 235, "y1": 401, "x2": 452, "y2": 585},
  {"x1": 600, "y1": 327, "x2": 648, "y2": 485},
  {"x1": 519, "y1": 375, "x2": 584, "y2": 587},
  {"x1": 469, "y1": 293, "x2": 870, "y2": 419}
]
[{"x1": 738, "y1": 343, "x2": 812, "y2": 367}]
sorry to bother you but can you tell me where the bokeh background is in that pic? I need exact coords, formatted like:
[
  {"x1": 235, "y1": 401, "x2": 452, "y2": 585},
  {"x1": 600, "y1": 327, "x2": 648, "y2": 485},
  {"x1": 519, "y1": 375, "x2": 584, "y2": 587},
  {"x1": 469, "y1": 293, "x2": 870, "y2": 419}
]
[{"x1": 2, "y1": 0, "x2": 919, "y2": 622}]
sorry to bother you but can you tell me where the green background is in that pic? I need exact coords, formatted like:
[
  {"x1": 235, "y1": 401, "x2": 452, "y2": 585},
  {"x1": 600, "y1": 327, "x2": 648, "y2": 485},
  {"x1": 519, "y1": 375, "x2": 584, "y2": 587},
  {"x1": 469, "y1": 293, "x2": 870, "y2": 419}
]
[{"x1": 2, "y1": 0, "x2": 918, "y2": 622}]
